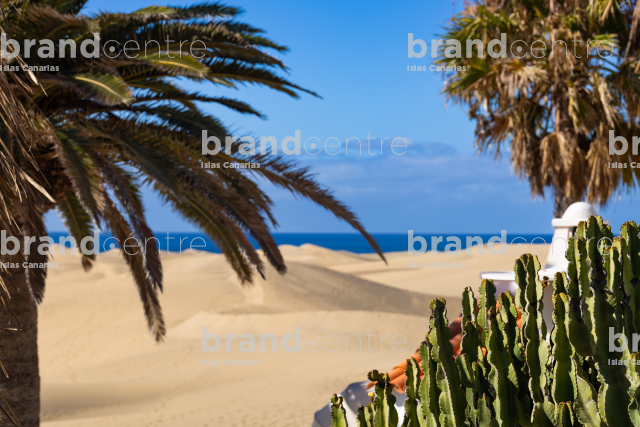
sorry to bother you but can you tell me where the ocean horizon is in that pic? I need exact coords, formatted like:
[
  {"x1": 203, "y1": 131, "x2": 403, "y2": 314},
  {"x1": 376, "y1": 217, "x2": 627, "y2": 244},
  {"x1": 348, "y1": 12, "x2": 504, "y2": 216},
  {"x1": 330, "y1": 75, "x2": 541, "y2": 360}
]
[{"x1": 46, "y1": 232, "x2": 555, "y2": 254}]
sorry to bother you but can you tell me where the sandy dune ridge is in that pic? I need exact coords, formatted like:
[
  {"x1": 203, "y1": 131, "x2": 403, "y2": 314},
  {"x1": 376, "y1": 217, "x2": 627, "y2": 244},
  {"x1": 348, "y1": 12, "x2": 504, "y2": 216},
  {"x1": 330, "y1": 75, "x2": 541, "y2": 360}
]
[{"x1": 37, "y1": 243, "x2": 540, "y2": 426}]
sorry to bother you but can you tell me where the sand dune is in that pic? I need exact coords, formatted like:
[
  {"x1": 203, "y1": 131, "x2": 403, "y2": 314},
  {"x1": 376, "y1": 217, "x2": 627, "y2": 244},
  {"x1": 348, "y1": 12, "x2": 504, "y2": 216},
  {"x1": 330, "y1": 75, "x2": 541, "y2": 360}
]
[{"x1": 38, "y1": 244, "x2": 538, "y2": 426}]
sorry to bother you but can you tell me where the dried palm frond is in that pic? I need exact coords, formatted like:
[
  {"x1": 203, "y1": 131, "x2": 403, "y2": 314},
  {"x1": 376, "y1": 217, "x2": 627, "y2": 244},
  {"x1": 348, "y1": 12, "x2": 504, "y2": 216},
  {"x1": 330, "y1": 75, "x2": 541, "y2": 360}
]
[{"x1": 439, "y1": 0, "x2": 640, "y2": 215}]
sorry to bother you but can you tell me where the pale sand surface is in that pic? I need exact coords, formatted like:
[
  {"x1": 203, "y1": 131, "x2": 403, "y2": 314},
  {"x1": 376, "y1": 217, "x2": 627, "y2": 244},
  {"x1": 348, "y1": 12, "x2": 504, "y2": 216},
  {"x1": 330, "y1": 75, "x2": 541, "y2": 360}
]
[{"x1": 38, "y1": 243, "x2": 547, "y2": 426}]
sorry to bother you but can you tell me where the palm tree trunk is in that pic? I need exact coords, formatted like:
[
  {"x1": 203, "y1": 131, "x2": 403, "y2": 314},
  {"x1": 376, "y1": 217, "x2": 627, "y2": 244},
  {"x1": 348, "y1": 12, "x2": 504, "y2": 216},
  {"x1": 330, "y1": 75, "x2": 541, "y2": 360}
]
[
  {"x1": 0, "y1": 271, "x2": 40, "y2": 426},
  {"x1": 554, "y1": 187, "x2": 574, "y2": 219}
]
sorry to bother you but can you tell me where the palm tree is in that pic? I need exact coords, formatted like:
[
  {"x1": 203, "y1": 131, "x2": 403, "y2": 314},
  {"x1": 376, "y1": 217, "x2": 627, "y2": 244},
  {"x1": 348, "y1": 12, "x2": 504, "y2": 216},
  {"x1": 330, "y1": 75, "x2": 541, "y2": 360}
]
[
  {"x1": 0, "y1": 19, "x2": 54, "y2": 426},
  {"x1": 438, "y1": 0, "x2": 640, "y2": 217},
  {"x1": 0, "y1": 1, "x2": 387, "y2": 425}
]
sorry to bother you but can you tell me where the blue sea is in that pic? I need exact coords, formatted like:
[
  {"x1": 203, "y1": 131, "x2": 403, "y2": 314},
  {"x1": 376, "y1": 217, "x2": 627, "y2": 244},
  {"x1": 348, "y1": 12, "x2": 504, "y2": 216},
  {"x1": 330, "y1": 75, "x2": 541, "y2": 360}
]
[{"x1": 47, "y1": 232, "x2": 554, "y2": 254}]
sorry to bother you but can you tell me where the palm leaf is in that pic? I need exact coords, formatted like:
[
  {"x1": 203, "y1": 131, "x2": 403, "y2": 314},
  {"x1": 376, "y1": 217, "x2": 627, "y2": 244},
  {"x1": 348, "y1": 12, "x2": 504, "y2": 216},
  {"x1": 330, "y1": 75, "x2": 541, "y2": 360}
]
[
  {"x1": 103, "y1": 196, "x2": 165, "y2": 341},
  {"x1": 56, "y1": 191, "x2": 95, "y2": 271},
  {"x1": 138, "y1": 54, "x2": 210, "y2": 78},
  {"x1": 73, "y1": 73, "x2": 133, "y2": 106},
  {"x1": 54, "y1": 128, "x2": 104, "y2": 225}
]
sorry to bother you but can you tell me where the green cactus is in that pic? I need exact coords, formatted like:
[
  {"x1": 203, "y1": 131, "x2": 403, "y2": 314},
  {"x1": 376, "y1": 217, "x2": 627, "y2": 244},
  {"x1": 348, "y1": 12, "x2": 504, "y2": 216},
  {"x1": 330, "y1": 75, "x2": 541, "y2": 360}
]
[
  {"x1": 628, "y1": 353, "x2": 640, "y2": 426},
  {"x1": 478, "y1": 280, "x2": 497, "y2": 349},
  {"x1": 475, "y1": 394, "x2": 492, "y2": 427},
  {"x1": 459, "y1": 316, "x2": 482, "y2": 363},
  {"x1": 462, "y1": 287, "x2": 477, "y2": 326},
  {"x1": 550, "y1": 293, "x2": 577, "y2": 406},
  {"x1": 429, "y1": 299, "x2": 468, "y2": 427},
  {"x1": 401, "y1": 358, "x2": 426, "y2": 427},
  {"x1": 486, "y1": 306, "x2": 519, "y2": 426},
  {"x1": 515, "y1": 254, "x2": 550, "y2": 404},
  {"x1": 574, "y1": 372, "x2": 604, "y2": 427},
  {"x1": 367, "y1": 370, "x2": 399, "y2": 427},
  {"x1": 565, "y1": 241, "x2": 596, "y2": 359},
  {"x1": 358, "y1": 404, "x2": 375, "y2": 427},
  {"x1": 552, "y1": 272, "x2": 568, "y2": 296},
  {"x1": 327, "y1": 215, "x2": 640, "y2": 427},
  {"x1": 418, "y1": 340, "x2": 440, "y2": 427},
  {"x1": 331, "y1": 395, "x2": 348, "y2": 427},
  {"x1": 555, "y1": 402, "x2": 575, "y2": 427}
]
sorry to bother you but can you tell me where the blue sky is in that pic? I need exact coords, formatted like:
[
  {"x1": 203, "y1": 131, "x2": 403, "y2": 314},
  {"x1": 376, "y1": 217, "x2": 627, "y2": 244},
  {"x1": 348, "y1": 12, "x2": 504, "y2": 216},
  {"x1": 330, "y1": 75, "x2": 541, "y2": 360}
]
[{"x1": 45, "y1": 0, "x2": 639, "y2": 234}]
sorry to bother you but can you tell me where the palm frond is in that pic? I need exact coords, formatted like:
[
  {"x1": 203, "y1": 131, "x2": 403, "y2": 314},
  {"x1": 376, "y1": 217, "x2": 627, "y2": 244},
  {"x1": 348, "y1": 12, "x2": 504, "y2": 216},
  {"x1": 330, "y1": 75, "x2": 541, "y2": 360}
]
[
  {"x1": 56, "y1": 191, "x2": 95, "y2": 271},
  {"x1": 103, "y1": 196, "x2": 165, "y2": 341},
  {"x1": 72, "y1": 73, "x2": 133, "y2": 106},
  {"x1": 53, "y1": 128, "x2": 104, "y2": 225}
]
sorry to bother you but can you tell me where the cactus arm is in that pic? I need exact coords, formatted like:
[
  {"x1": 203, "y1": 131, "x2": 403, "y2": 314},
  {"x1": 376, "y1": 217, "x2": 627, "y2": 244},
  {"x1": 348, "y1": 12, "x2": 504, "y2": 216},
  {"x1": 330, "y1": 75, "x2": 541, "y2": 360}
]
[
  {"x1": 574, "y1": 233, "x2": 591, "y2": 300},
  {"x1": 593, "y1": 312, "x2": 633, "y2": 426},
  {"x1": 516, "y1": 254, "x2": 550, "y2": 404},
  {"x1": 567, "y1": 230, "x2": 589, "y2": 297},
  {"x1": 457, "y1": 353, "x2": 494, "y2": 427},
  {"x1": 524, "y1": 254, "x2": 546, "y2": 338},
  {"x1": 462, "y1": 287, "x2": 477, "y2": 326},
  {"x1": 608, "y1": 238, "x2": 628, "y2": 335},
  {"x1": 564, "y1": 234, "x2": 597, "y2": 360},
  {"x1": 402, "y1": 357, "x2": 427, "y2": 427},
  {"x1": 515, "y1": 258, "x2": 529, "y2": 331},
  {"x1": 532, "y1": 401, "x2": 556, "y2": 427},
  {"x1": 582, "y1": 220, "x2": 606, "y2": 350},
  {"x1": 518, "y1": 403, "x2": 534, "y2": 427},
  {"x1": 621, "y1": 223, "x2": 640, "y2": 338},
  {"x1": 621, "y1": 222, "x2": 640, "y2": 295},
  {"x1": 455, "y1": 355, "x2": 476, "y2": 425},
  {"x1": 459, "y1": 320, "x2": 482, "y2": 363},
  {"x1": 632, "y1": 287, "x2": 640, "y2": 350},
  {"x1": 476, "y1": 394, "x2": 492, "y2": 427},
  {"x1": 360, "y1": 404, "x2": 375, "y2": 427},
  {"x1": 453, "y1": 316, "x2": 482, "y2": 424},
  {"x1": 419, "y1": 340, "x2": 440, "y2": 427},
  {"x1": 428, "y1": 299, "x2": 468, "y2": 427},
  {"x1": 566, "y1": 235, "x2": 579, "y2": 297},
  {"x1": 584, "y1": 216, "x2": 613, "y2": 273},
  {"x1": 564, "y1": 234, "x2": 596, "y2": 358},
  {"x1": 567, "y1": 321, "x2": 595, "y2": 358},
  {"x1": 487, "y1": 307, "x2": 519, "y2": 427},
  {"x1": 574, "y1": 374, "x2": 606, "y2": 427},
  {"x1": 478, "y1": 280, "x2": 497, "y2": 349},
  {"x1": 331, "y1": 394, "x2": 349, "y2": 427},
  {"x1": 456, "y1": 354, "x2": 473, "y2": 390},
  {"x1": 628, "y1": 353, "x2": 640, "y2": 427},
  {"x1": 551, "y1": 293, "x2": 577, "y2": 405},
  {"x1": 357, "y1": 408, "x2": 369, "y2": 427},
  {"x1": 498, "y1": 291, "x2": 530, "y2": 415},
  {"x1": 367, "y1": 370, "x2": 398, "y2": 427},
  {"x1": 498, "y1": 292, "x2": 520, "y2": 356},
  {"x1": 555, "y1": 402, "x2": 575, "y2": 427},
  {"x1": 552, "y1": 272, "x2": 568, "y2": 296},
  {"x1": 609, "y1": 238, "x2": 637, "y2": 353}
]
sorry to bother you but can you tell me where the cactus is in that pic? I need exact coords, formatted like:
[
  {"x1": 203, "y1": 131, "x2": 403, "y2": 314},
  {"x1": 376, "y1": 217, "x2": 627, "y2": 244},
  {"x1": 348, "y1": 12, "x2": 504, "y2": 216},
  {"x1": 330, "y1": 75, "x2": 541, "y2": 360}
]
[
  {"x1": 331, "y1": 395, "x2": 348, "y2": 427},
  {"x1": 401, "y1": 358, "x2": 426, "y2": 427},
  {"x1": 429, "y1": 298, "x2": 468, "y2": 427},
  {"x1": 418, "y1": 340, "x2": 440, "y2": 427},
  {"x1": 551, "y1": 293, "x2": 577, "y2": 406},
  {"x1": 461, "y1": 287, "x2": 476, "y2": 326},
  {"x1": 478, "y1": 280, "x2": 497, "y2": 349},
  {"x1": 486, "y1": 306, "x2": 519, "y2": 426},
  {"x1": 516, "y1": 254, "x2": 551, "y2": 405},
  {"x1": 328, "y1": 215, "x2": 640, "y2": 427},
  {"x1": 349, "y1": 371, "x2": 399, "y2": 427}
]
